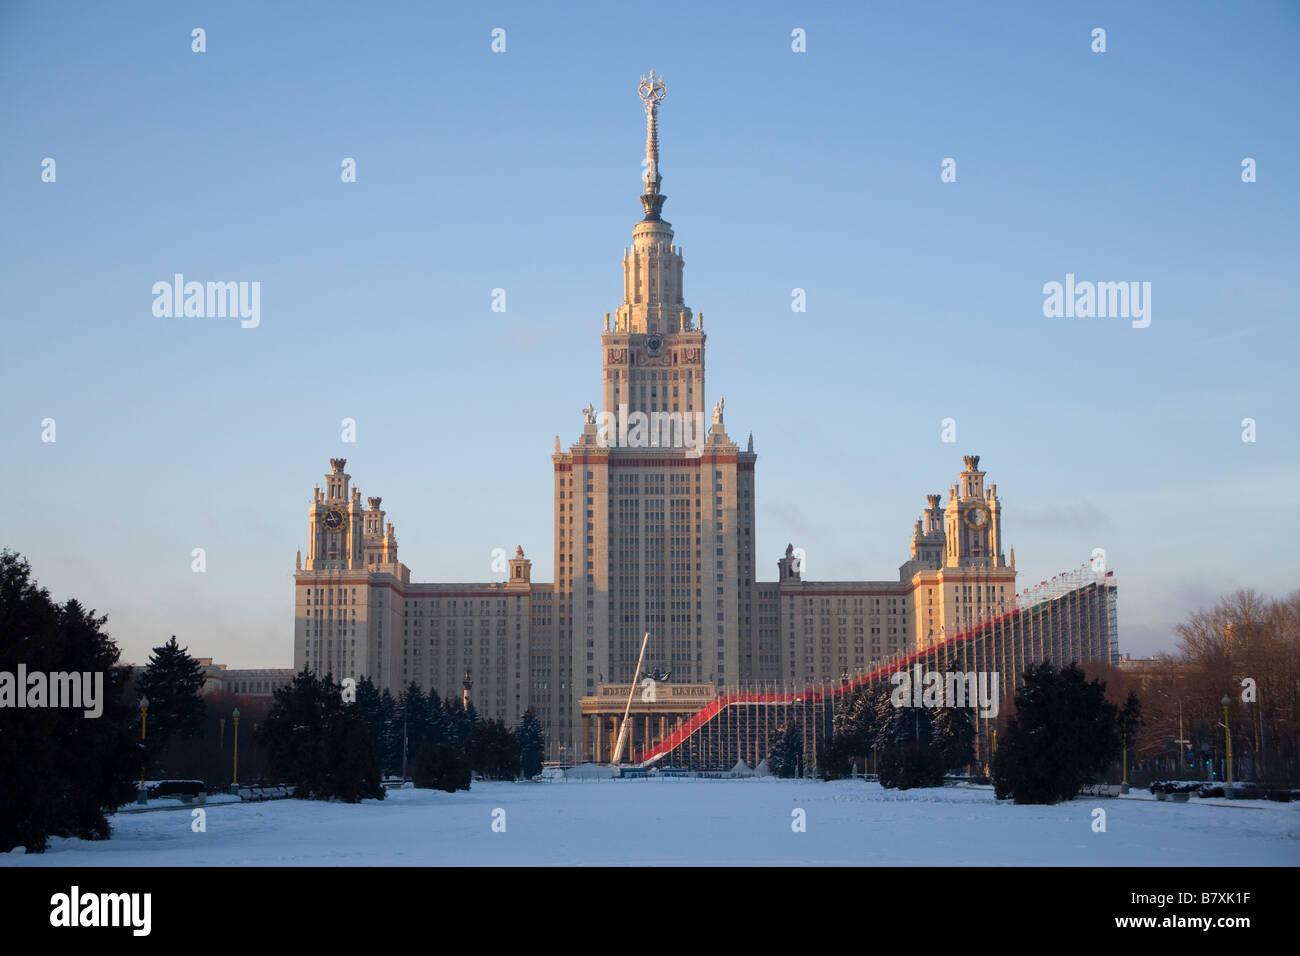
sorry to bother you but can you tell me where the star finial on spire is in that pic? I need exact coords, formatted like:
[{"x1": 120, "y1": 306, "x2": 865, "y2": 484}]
[{"x1": 638, "y1": 70, "x2": 668, "y2": 220}]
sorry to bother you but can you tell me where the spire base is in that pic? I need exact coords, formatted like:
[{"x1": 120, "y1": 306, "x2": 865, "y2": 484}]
[{"x1": 639, "y1": 193, "x2": 667, "y2": 221}]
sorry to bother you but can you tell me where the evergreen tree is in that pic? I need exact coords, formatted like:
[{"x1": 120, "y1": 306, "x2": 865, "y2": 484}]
[
  {"x1": 136, "y1": 635, "x2": 207, "y2": 750},
  {"x1": 992, "y1": 662, "x2": 1121, "y2": 804},
  {"x1": 444, "y1": 697, "x2": 479, "y2": 747},
  {"x1": 413, "y1": 741, "x2": 472, "y2": 792},
  {"x1": 260, "y1": 669, "x2": 329, "y2": 793},
  {"x1": 833, "y1": 684, "x2": 885, "y2": 753},
  {"x1": 819, "y1": 683, "x2": 891, "y2": 778},
  {"x1": 425, "y1": 686, "x2": 447, "y2": 748},
  {"x1": 396, "y1": 682, "x2": 428, "y2": 772},
  {"x1": 516, "y1": 708, "x2": 546, "y2": 778},
  {"x1": 377, "y1": 688, "x2": 399, "y2": 776},
  {"x1": 355, "y1": 676, "x2": 384, "y2": 749},
  {"x1": 470, "y1": 718, "x2": 520, "y2": 781},
  {"x1": 874, "y1": 697, "x2": 945, "y2": 790},
  {"x1": 1117, "y1": 690, "x2": 1143, "y2": 781},
  {"x1": 258, "y1": 668, "x2": 384, "y2": 802},
  {"x1": 927, "y1": 651, "x2": 977, "y2": 776},
  {"x1": 815, "y1": 734, "x2": 857, "y2": 780},
  {"x1": 769, "y1": 722, "x2": 804, "y2": 778},
  {"x1": 931, "y1": 702, "x2": 976, "y2": 774},
  {"x1": 325, "y1": 714, "x2": 384, "y2": 802},
  {"x1": 0, "y1": 551, "x2": 139, "y2": 852},
  {"x1": 355, "y1": 677, "x2": 400, "y2": 776}
]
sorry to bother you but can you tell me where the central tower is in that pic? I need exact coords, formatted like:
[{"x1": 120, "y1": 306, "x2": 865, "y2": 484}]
[
  {"x1": 554, "y1": 73, "x2": 758, "y2": 761},
  {"x1": 602, "y1": 70, "x2": 704, "y2": 422}
]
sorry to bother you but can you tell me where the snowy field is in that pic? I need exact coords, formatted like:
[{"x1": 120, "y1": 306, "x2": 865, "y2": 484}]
[{"x1": 5, "y1": 779, "x2": 1298, "y2": 866}]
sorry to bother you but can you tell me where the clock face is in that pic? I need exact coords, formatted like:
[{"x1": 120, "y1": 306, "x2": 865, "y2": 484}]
[
  {"x1": 646, "y1": 333, "x2": 663, "y2": 355},
  {"x1": 963, "y1": 504, "x2": 989, "y2": 531},
  {"x1": 321, "y1": 508, "x2": 347, "y2": 533}
]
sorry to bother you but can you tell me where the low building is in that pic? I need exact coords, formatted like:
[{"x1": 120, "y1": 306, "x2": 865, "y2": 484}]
[{"x1": 197, "y1": 659, "x2": 294, "y2": 698}]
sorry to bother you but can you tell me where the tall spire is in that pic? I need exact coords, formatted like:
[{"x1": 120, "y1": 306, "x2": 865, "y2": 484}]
[
  {"x1": 638, "y1": 70, "x2": 667, "y2": 221},
  {"x1": 614, "y1": 70, "x2": 691, "y2": 336}
]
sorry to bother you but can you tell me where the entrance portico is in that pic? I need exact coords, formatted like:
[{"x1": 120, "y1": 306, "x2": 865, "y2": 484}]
[{"x1": 579, "y1": 682, "x2": 715, "y2": 764}]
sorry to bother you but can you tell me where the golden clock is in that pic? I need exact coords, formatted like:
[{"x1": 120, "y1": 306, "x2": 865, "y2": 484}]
[
  {"x1": 963, "y1": 503, "x2": 990, "y2": 531},
  {"x1": 320, "y1": 507, "x2": 348, "y2": 534}
]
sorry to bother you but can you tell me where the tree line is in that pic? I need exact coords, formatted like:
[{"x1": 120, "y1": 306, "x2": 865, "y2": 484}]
[
  {"x1": 769, "y1": 659, "x2": 1134, "y2": 803},
  {"x1": 1086, "y1": 588, "x2": 1300, "y2": 786},
  {"x1": 0, "y1": 550, "x2": 547, "y2": 852},
  {"x1": 767, "y1": 673, "x2": 976, "y2": 789},
  {"x1": 198, "y1": 670, "x2": 548, "y2": 800}
]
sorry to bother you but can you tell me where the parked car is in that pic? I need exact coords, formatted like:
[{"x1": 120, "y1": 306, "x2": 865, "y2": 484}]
[{"x1": 148, "y1": 780, "x2": 206, "y2": 800}]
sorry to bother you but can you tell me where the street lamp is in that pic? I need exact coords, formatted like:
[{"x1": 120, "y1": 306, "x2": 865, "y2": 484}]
[
  {"x1": 137, "y1": 697, "x2": 149, "y2": 805},
  {"x1": 230, "y1": 707, "x2": 241, "y2": 794},
  {"x1": 1154, "y1": 687, "x2": 1190, "y2": 779},
  {"x1": 1120, "y1": 724, "x2": 1130, "y2": 793},
  {"x1": 1220, "y1": 694, "x2": 1233, "y2": 791}
]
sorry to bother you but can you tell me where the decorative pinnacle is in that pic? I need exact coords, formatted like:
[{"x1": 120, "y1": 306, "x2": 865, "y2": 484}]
[{"x1": 638, "y1": 70, "x2": 668, "y2": 221}]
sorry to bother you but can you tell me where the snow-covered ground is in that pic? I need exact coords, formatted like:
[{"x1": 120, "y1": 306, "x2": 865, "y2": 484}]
[{"x1": 5, "y1": 779, "x2": 1298, "y2": 866}]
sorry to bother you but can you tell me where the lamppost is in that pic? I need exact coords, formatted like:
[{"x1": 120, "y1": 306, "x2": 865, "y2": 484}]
[
  {"x1": 1121, "y1": 726, "x2": 1129, "y2": 793},
  {"x1": 1155, "y1": 688, "x2": 1189, "y2": 779},
  {"x1": 137, "y1": 697, "x2": 149, "y2": 805},
  {"x1": 230, "y1": 707, "x2": 240, "y2": 794},
  {"x1": 1220, "y1": 694, "x2": 1233, "y2": 792},
  {"x1": 400, "y1": 707, "x2": 408, "y2": 781}
]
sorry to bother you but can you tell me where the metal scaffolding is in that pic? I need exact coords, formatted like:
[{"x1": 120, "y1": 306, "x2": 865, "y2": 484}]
[{"x1": 636, "y1": 569, "x2": 1119, "y2": 771}]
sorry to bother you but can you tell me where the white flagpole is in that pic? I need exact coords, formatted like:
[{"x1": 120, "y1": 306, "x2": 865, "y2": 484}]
[{"x1": 611, "y1": 631, "x2": 651, "y2": 766}]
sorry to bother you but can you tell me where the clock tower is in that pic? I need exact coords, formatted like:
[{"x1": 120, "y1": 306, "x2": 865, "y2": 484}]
[
  {"x1": 296, "y1": 458, "x2": 409, "y2": 685},
  {"x1": 601, "y1": 69, "x2": 705, "y2": 424},
  {"x1": 906, "y1": 455, "x2": 1018, "y2": 648}
]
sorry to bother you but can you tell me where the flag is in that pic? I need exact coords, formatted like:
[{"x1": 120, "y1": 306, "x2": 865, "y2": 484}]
[{"x1": 1105, "y1": 570, "x2": 1114, "y2": 577}]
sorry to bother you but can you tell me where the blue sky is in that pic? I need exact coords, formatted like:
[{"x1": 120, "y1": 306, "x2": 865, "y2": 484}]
[{"x1": 2, "y1": 1, "x2": 1297, "y2": 668}]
